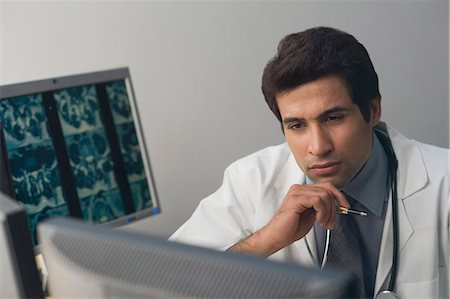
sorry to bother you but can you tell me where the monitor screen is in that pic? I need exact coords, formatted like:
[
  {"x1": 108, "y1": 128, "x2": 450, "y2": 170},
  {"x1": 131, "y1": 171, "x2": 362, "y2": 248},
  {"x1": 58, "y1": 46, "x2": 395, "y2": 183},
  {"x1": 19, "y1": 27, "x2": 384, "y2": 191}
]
[
  {"x1": 0, "y1": 192, "x2": 44, "y2": 299},
  {"x1": 0, "y1": 68, "x2": 160, "y2": 244},
  {"x1": 38, "y1": 217, "x2": 355, "y2": 298}
]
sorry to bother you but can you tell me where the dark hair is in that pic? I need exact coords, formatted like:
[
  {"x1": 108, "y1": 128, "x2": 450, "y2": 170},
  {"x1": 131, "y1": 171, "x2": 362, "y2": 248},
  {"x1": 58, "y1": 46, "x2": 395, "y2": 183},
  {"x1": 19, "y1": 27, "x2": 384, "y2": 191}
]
[{"x1": 261, "y1": 27, "x2": 380, "y2": 123}]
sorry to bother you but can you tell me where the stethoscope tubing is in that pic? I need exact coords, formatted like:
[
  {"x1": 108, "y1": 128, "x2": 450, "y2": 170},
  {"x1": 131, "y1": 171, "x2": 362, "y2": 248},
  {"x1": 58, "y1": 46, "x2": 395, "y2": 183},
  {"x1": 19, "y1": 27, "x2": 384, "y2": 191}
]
[
  {"x1": 376, "y1": 129, "x2": 399, "y2": 293},
  {"x1": 304, "y1": 228, "x2": 330, "y2": 269}
]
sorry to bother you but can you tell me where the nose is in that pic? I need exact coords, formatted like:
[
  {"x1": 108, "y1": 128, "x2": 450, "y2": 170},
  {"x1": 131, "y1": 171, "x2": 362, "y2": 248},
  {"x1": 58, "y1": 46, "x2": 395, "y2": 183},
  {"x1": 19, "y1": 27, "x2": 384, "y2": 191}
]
[{"x1": 308, "y1": 126, "x2": 333, "y2": 157}]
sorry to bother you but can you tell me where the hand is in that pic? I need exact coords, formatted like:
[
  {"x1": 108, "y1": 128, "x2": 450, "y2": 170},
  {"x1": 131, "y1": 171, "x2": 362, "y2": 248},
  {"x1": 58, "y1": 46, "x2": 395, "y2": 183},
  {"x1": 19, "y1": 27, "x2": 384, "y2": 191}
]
[
  {"x1": 228, "y1": 182, "x2": 349, "y2": 257},
  {"x1": 262, "y1": 182, "x2": 350, "y2": 250}
]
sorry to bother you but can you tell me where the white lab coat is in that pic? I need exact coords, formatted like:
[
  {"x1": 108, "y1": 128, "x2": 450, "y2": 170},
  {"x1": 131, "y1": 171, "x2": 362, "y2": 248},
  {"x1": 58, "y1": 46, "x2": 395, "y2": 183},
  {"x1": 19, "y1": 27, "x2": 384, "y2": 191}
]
[{"x1": 170, "y1": 125, "x2": 450, "y2": 299}]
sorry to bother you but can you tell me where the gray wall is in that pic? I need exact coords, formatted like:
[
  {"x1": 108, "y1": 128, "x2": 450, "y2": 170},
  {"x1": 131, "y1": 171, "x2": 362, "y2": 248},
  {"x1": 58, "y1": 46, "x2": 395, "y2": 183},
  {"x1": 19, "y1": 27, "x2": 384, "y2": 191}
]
[{"x1": 1, "y1": 1, "x2": 448, "y2": 237}]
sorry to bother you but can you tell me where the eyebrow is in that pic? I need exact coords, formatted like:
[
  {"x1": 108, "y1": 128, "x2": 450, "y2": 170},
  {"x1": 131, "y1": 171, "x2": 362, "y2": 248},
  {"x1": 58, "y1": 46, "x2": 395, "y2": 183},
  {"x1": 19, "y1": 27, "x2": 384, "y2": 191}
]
[{"x1": 282, "y1": 106, "x2": 350, "y2": 125}]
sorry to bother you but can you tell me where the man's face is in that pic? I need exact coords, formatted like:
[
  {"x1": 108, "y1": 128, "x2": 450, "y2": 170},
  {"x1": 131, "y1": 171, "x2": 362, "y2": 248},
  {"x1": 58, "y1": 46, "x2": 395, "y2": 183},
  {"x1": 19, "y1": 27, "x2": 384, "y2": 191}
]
[{"x1": 277, "y1": 75, "x2": 380, "y2": 188}]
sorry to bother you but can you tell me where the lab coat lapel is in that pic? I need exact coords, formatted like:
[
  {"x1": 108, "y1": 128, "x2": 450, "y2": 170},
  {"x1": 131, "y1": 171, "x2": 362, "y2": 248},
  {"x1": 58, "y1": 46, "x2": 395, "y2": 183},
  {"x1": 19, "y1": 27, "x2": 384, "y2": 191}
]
[
  {"x1": 374, "y1": 125, "x2": 428, "y2": 295},
  {"x1": 374, "y1": 192, "x2": 414, "y2": 294}
]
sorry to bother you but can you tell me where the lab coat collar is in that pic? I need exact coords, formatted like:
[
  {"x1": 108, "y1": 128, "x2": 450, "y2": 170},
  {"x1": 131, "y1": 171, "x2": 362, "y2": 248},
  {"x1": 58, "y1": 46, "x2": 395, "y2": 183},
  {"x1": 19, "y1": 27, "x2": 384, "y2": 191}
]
[{"x1": 387, "y1": 124, "x2": 429, "y2": 199}]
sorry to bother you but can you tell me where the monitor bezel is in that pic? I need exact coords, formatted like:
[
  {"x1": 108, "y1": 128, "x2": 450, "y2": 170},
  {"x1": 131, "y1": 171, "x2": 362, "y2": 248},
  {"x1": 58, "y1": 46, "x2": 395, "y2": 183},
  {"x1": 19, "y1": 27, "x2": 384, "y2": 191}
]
[{"x1": 0, "y1": 192, "x2": 44, "y2": 298}]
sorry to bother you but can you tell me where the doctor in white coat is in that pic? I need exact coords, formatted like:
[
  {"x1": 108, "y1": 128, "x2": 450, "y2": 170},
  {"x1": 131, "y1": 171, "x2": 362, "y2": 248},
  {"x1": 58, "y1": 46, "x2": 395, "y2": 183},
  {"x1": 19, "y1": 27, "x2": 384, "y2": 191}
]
[{"x1": 170, "y1": 27, "x2": 449, "y2": 299}]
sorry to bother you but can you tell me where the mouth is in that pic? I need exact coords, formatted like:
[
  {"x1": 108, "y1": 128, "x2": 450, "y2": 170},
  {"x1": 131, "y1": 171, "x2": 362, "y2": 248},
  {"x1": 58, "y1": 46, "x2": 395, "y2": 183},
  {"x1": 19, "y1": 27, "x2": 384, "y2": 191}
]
[{"x1": 308, "y1": 161, "x2": 341, "y2": 176}]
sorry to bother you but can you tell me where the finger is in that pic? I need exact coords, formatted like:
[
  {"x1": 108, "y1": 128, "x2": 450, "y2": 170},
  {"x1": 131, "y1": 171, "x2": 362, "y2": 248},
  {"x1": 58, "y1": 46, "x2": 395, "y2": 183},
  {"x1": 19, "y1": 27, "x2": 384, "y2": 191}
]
[
  {"x1": 313, "y1": 193, "x2": 336, "y2": 228},
  {"x1": 285, "y1": 184, "x2": 340, "y2": 228},
  {"x1": 305, "y1": 185, "x2": 339, "y2": 229},
  {"x1": 301, "y1": 187, "x2": 335, "y2": 228},
  {"x1": 319, "y1": 182, "x2": 350, "y2": 208},
  {"x1": 309, "y1": 194, "x2": 330, "y2": 226},
  {"x1": 288, "y1": 185, "x2": 335, "y2": 227},
  {"x1": 324, "y1": 190, "x2": 336, "y2": 229}
]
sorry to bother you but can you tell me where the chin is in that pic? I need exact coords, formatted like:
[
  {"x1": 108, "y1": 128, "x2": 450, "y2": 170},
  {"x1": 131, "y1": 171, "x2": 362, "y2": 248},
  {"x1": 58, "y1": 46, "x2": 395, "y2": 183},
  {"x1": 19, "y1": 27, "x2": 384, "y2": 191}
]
[{"x1": 310, "y1": 176, "x2": 347, "y2": 189}]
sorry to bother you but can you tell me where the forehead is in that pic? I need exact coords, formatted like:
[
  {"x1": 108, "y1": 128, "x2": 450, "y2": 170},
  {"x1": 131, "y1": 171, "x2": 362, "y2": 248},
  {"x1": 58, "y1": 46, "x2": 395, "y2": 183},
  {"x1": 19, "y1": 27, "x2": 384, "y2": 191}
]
[{"x1": 276, "y1": 76, "x2": 355, "y2": 118}]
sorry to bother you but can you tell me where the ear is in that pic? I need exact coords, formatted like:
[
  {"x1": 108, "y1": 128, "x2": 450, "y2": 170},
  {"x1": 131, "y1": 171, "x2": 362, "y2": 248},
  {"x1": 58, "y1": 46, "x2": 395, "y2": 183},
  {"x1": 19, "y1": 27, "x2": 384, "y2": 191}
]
[{"x1": 369, "y1": 96, "x2": 381, "y2": 126}]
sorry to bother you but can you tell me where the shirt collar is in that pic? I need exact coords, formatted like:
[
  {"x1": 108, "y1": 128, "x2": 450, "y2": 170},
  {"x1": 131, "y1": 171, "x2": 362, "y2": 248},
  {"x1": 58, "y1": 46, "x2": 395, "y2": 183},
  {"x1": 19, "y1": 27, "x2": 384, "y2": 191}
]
[
  {"x1": 341, "y1": 133, "x2": 389, "y2": 217},
  {"x1": 305, "y1": 132, "x2": 389, "y2": 218}
]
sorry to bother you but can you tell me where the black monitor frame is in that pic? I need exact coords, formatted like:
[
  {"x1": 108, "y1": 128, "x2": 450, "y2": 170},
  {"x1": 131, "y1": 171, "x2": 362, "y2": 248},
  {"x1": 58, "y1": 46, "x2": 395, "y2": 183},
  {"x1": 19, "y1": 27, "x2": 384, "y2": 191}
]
[{"x1": 0, "y1": 192, "x2": 44, "y2": 298}]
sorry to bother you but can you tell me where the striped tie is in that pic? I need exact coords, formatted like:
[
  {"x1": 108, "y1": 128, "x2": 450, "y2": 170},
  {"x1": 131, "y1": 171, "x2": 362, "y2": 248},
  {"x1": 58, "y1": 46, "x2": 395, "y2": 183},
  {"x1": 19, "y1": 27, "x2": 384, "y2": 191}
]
[{"x1": 324, "y1": 211, "x2": 366, "y2": 298}]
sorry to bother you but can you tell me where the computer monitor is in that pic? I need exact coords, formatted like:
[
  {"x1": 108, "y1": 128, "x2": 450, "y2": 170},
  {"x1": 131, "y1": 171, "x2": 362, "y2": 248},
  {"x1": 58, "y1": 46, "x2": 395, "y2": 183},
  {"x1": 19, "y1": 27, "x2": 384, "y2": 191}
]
[
  {"x1": 38, "y1": 217, "x2": 355, "y2": 298},
  {"x1": 0, "y1": 68, "x2": 160, "y2": 244},
  {"x1": 0, "y1": 192, "x2": 44, "y2": 299}
]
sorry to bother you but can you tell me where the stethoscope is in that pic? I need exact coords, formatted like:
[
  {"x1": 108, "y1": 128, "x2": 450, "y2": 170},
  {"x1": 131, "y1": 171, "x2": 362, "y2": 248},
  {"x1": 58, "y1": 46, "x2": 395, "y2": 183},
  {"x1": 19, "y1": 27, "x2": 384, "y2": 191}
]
[{"x1": 304, "y1": 125, "x2": 400, "y2": 299}]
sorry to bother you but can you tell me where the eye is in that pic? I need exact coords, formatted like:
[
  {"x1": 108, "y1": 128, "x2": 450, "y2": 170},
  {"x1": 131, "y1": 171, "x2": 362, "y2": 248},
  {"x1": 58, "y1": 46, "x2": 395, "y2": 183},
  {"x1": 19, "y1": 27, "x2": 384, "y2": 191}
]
[
  {"x1": 288, "y1": 122, "x2": 306, "y2": 130},
  {"x1": 324, "y1": 114, "x2": 344, "y2": 122}
]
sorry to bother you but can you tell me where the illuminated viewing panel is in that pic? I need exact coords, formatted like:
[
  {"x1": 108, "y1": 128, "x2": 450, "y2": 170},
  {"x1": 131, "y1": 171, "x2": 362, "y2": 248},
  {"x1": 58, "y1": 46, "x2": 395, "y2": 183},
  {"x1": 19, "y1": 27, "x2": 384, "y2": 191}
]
[{"x1": 0, "y1": 68, "x2": 160, "y2": 244}]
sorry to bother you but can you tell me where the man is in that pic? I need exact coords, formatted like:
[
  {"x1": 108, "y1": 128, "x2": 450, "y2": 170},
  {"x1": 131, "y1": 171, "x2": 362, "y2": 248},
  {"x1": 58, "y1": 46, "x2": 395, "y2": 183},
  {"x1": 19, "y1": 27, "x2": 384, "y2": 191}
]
[{"x1": 170, "y1": 27, "x2": 449, "y2": 298}]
